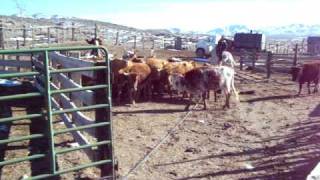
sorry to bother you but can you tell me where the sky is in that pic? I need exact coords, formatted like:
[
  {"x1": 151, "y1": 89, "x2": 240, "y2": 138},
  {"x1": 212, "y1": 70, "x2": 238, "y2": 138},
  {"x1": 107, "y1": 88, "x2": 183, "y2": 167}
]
[{"x1": 0, "y1": 0, "x2": 319, "y2": 32}]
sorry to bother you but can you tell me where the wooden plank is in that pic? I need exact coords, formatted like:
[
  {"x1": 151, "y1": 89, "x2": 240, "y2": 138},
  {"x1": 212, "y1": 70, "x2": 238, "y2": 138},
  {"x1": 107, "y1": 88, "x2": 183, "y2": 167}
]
[
  {"x1": 50, "y1": 82, "x2": 94, "y2": 124},
  {"x1": 70, "y1": 72, "x2": 83, "y2": 106},
  {"x1": 55, "y1": 90, "x2": 95, "y2": 137},
  {"x1": 53, "y1": 72, "x2": 95, "y2": 105},
  {"x1": 49, "y1": 52, "x2": 95, "y2": 78},
  {"x1": 0, "y1": 59, "x2": 32, "y2": 68},
  {"x1": 49, "y1": 82, "x2": 95, "y2": 136},
  {"x1": 51, "y1": 97, "x2": 90, "y2": 145}
]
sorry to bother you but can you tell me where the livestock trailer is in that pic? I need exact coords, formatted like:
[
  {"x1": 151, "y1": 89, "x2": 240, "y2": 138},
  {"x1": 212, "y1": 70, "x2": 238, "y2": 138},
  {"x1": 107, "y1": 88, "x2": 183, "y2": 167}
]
[
  {"x1": 307, "y1": 36, "x2": 320, "y2": 55},
  {"x1": 233, "y1": 32, "x2": 266, "y2": 52}
]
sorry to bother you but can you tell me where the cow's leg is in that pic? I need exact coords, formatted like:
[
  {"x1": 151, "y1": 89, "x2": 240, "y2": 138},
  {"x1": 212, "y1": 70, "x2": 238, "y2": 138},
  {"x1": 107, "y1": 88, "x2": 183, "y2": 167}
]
[
  {"x1": 223, "y1": 93, "x2": 231, "y2": 109},
  {"x1": 184, "y1": 94, "x2": 194, "y2": 111},
  {"x1": 182, "y1": 91, "x2": 188, "y2": 98},
  {"x1": 114, "y1": 85, "x2": 123, "y2": 105},
  {"x1": 206, "y1": 90, "x2": 210, "y2": 99},
  {"x1": 202, "y1": 92, "x2": 207, "y2": 110},
  {"x1": 168, "y1": 86, "x2": 173, "y2": 99},
  {"x1": 308, "y1": 82, "x2": 311, "y2": 94},
  {"x1": 223, "y1": 89, "x2": 231, "y2": 109},
  {"x1": 314, "y1": 80, "x2": 319, "y2": 93},
  {"x1": 147, "y1": 85, "x2": 152, "y2": 101},
  {"x1": 185, "y1": 102, "x2": 191, "y2": 111},
  {"x1": 297, "y1": 83, "x2": 302, "y2": 96},
  {"x1": 214, "y1": 91, "x2": 217, "y2": 102},
  {"x1": 129, "y1": 90, "x2": 134, "y2": 105}
]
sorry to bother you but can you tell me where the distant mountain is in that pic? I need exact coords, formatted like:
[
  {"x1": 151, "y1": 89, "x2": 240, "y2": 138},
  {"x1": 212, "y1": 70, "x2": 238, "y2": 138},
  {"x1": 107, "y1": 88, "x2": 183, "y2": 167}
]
[{"x1": 207, "y1": 24, "x2": 320, "y2": 37}]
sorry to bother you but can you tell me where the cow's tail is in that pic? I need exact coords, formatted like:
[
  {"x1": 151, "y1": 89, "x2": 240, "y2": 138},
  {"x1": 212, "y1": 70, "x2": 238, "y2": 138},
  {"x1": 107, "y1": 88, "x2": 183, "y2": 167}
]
[{"x1": 231, "y1": 72, "x2": 239, "y2": 101}]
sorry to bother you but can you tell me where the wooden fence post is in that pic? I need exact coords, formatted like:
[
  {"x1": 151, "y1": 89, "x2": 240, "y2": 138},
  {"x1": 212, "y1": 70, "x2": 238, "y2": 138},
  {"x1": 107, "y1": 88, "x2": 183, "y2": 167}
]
[
  {"x1": 152, "y1": 39, "x2": 155, "y2": 49},
  {"x1": 0, "y1": 20, "x2": 3, "y2": 49},
  {"x1": 0, "y1": 20, "x2": 4, "y2": 62},
  {"x1": 55, "y1": 27, "x2": 59, "y2": 43},
  {"x1": 276, "y1": 44, "x2": 279, "y2": 54},
  {"x1": 94, "y1": 62, "x2": 114, "y2": 178},
  {"x1": 115, "y1": 31, "x2": 119, "y2": 45},
  {"x1": 293, "y1": 43, "x2": 298, "y2": 66},
  {"x1": 266, "y1": 51, "x2": 272, "y2": 79},
  {"x1": 142, "y1": 36, "x2": 145, "y2": 50},
  {"x1": 94, "y1": 23, "x2": 98, "y2": 39},
  {"x1": 23, "y1": 25, "x2": 27, "y2": 46},
  {"x1": 61, "y1": 27, "x2": 64, "y2": 43},
  {"x1": 133, "y1": 35, "x2": 136, "y2": 49},
  {"x1": 16, "y1": 40, "x2": 20, "y2": 72},
  {"x1": 31, "y1": 27, "x2": 35, "y2": 46},
  {"x1": 72, "y1": 22, "x2": 75, "y2": 41},
  {"x1": 47, "y1": 27, "x2": 51, "y2": 44}
]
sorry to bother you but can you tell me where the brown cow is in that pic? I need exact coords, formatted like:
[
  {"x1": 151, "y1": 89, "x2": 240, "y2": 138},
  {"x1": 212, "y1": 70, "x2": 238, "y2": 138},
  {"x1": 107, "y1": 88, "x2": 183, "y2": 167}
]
[
  {"x1": 110, "y1": 59, "x2": 131, "y2": 104},
  {"x1": 146, "y1": 58, "x2": 169, "y2": 96},
  {"x1": 118, "y1": 63, "x2": 152, "y2": 105},
  {"x1": 291, "y1": 62, "x2": 320, "y2": 95}
]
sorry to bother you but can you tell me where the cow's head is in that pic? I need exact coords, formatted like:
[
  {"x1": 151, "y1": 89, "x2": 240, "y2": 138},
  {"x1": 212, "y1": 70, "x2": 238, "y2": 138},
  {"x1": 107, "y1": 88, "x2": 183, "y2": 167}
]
[{"x1": 290, "y1": 66, "x2": 301, "y2": 81}]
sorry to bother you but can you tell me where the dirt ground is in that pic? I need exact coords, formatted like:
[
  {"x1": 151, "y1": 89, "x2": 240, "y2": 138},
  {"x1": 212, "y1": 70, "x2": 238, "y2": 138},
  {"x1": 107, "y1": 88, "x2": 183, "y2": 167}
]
[{"x1": 113, "y1": 68, "x2": 320, "y2": 180}]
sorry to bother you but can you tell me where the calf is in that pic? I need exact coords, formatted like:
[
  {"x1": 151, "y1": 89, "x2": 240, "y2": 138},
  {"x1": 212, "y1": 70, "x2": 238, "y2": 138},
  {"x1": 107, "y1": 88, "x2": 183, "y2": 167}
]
[
  {"x1": 181, "y1": 66, "x2": 239, "y2": 110},
  {"x1": 291, "y1": 62, "x2": 320, "y2": 95}
]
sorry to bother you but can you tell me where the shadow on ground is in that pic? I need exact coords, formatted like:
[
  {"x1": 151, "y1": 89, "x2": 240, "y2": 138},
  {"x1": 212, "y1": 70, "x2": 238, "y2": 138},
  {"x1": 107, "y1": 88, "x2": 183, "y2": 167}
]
[{"x1": 154, "y1": 104, "x2": 320, "y2": 180}]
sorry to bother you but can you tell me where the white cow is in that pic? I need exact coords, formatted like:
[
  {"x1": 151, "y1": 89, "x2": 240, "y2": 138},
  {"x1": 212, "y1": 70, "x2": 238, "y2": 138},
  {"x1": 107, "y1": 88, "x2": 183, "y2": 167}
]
[
  {"x1": 220, "y1": 51, "x2": 236, "y2": 68},
  {"x1": 171, "y1": 65, "x2": 239, "y2": 110}
]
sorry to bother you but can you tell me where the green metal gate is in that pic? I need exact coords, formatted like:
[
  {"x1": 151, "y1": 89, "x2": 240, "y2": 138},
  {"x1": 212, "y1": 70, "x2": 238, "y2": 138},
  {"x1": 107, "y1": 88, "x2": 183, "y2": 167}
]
[{"x1": 0, "y1": 46, "x2": 114, "y2": 179}]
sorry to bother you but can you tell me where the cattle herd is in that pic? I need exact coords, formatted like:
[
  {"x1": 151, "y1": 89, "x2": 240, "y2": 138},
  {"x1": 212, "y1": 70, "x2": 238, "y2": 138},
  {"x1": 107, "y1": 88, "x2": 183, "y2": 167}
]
[
  {"x1": 84, "y1": 38, "x2": 320, "y2": 110},
  {"x1": 109, "y1": 49, "x2": 238, "y2": 111},
  {"x1": 109, "y1": 50, "x2": 320, "y2": 111}
]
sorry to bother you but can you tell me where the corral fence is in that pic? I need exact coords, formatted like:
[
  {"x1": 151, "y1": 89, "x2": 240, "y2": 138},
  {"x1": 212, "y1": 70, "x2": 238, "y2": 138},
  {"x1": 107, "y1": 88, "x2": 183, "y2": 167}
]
[
  {"x1": 0, "y1": 20, "x2": 195, "y2": 52},
  {"x1": 0, "y1": 46, "x2": 115, "y2": 179},
  {"x1": 234, "y1": 44, "x2": 320, "y2": 80}
]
